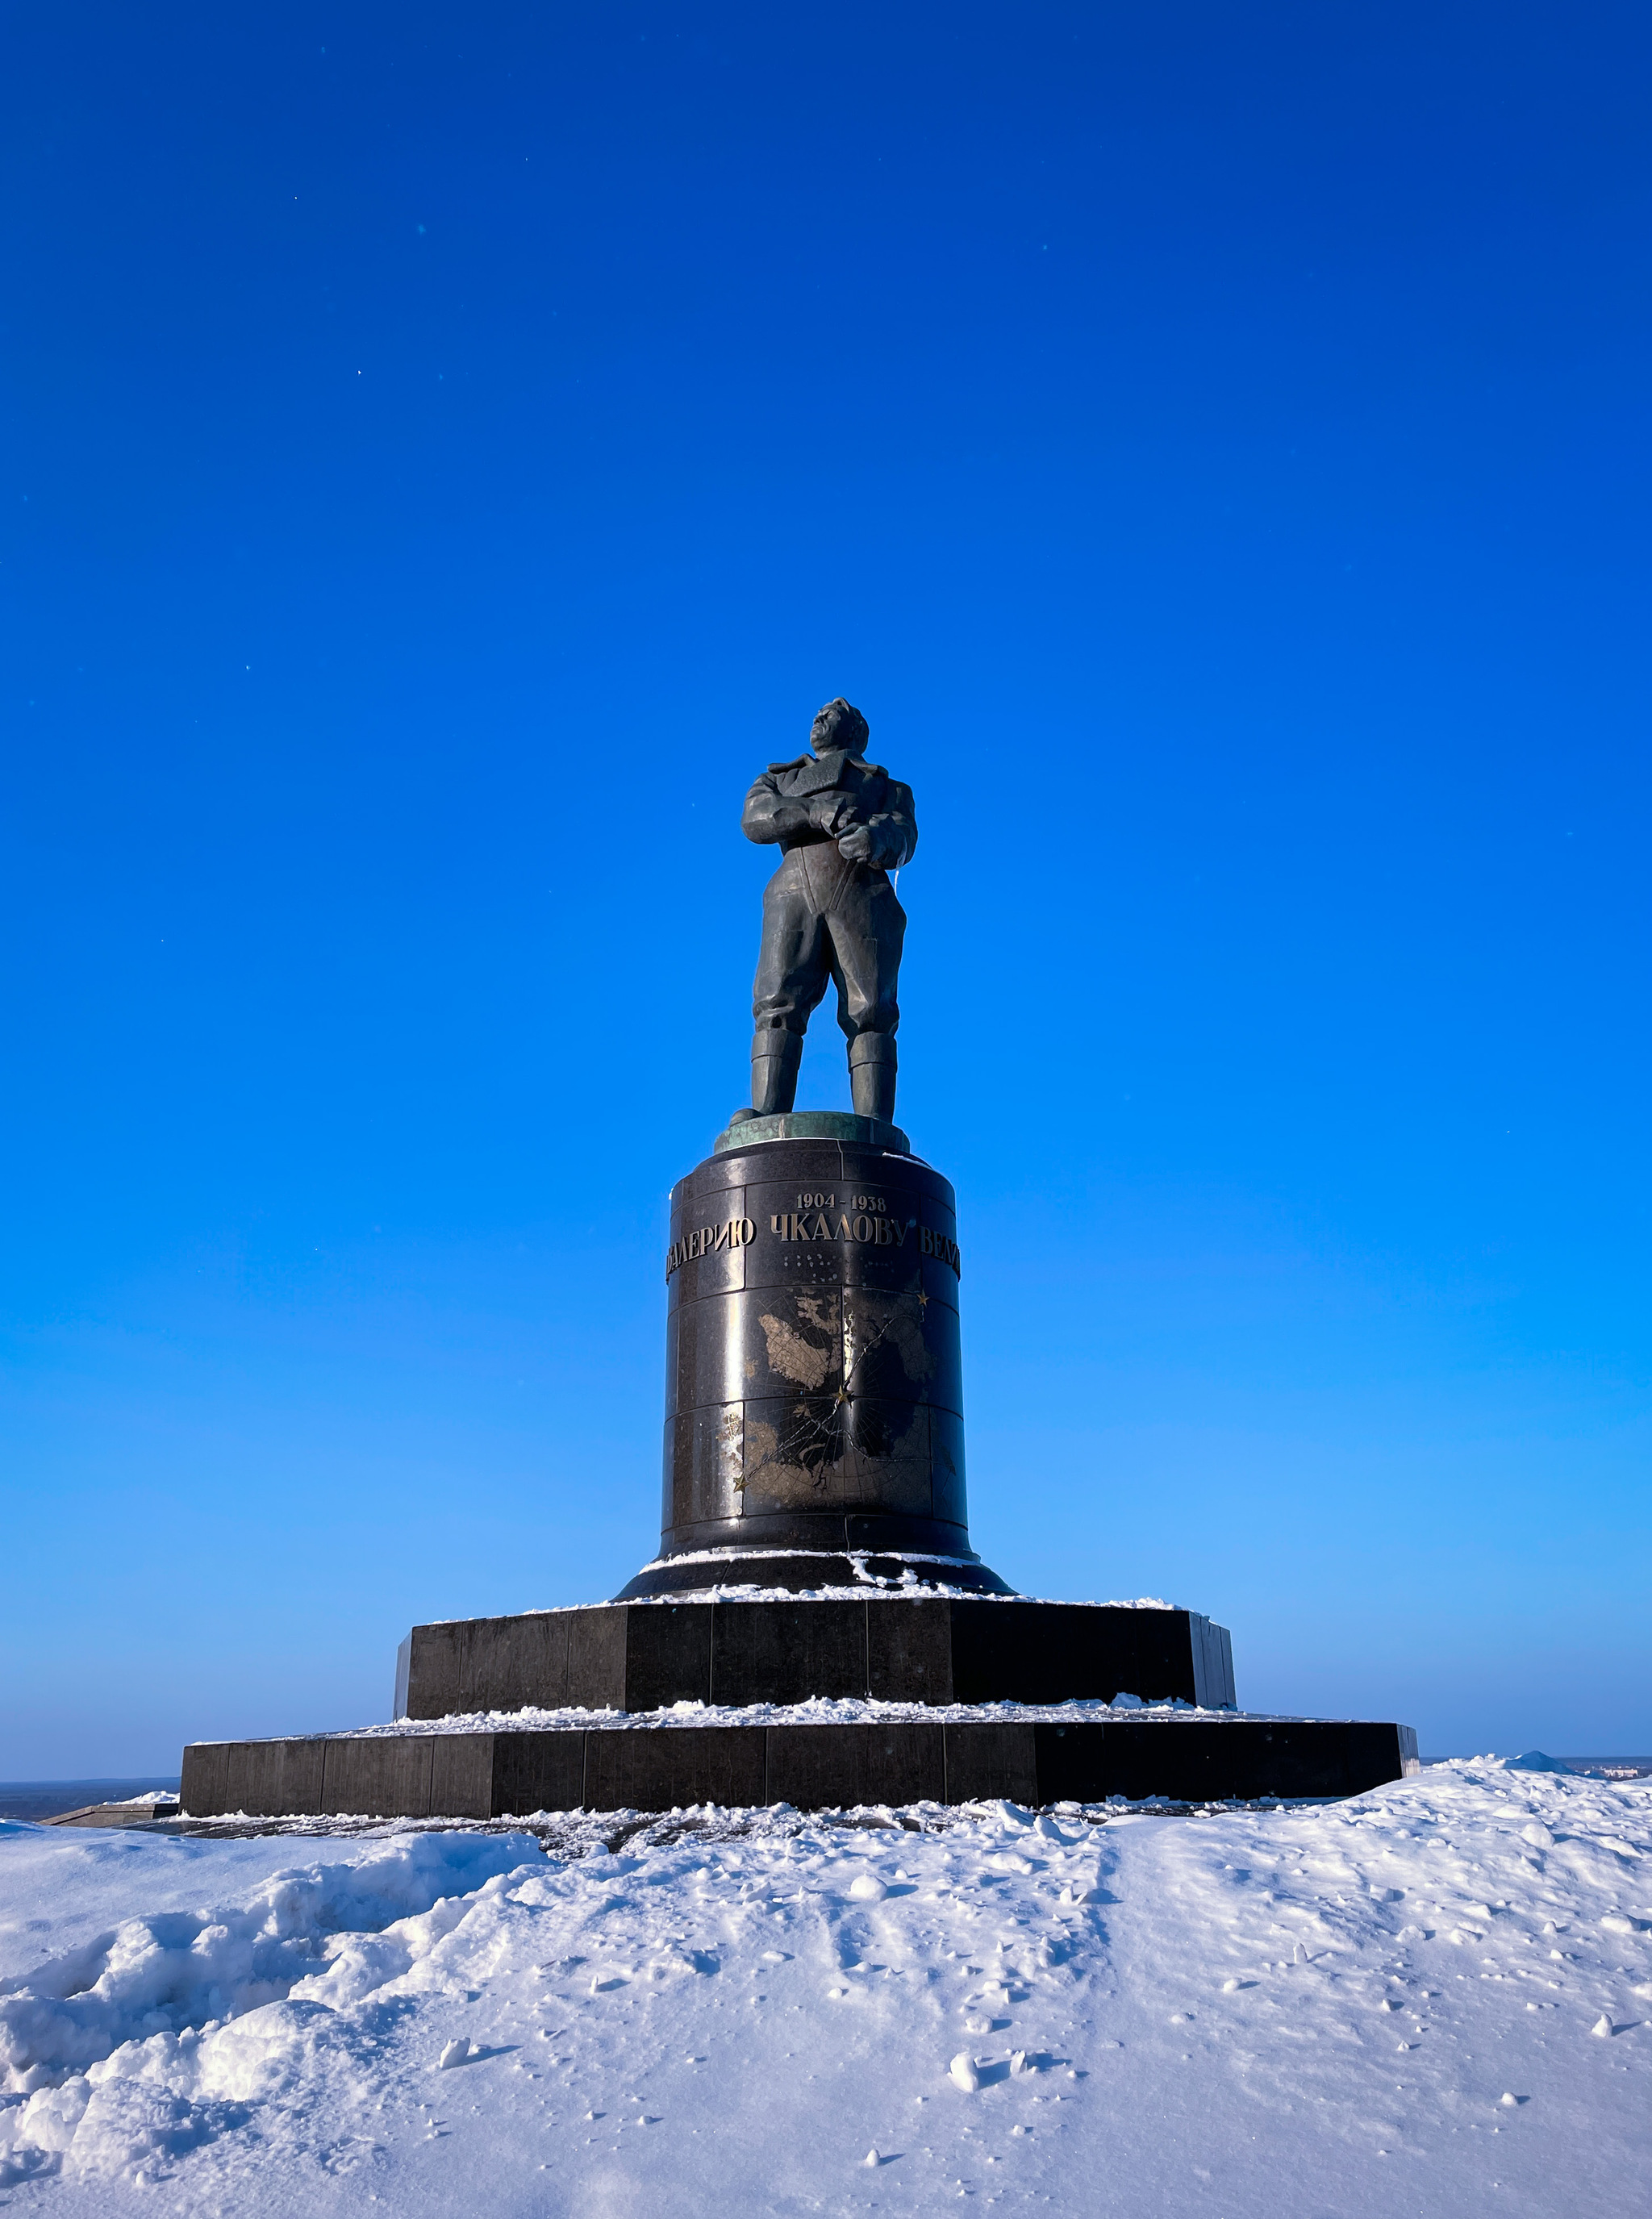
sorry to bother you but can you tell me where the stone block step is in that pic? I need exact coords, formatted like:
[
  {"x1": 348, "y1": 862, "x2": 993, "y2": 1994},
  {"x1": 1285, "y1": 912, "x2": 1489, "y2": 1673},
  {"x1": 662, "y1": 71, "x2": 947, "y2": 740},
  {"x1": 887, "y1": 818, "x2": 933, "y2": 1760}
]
[
  {"x1": 181, "y1": 1714, "x2": 1417, "y2": 1821},
  {"x1": 394, "y1": 1599, "x2": 1237, "y2": 1719}
]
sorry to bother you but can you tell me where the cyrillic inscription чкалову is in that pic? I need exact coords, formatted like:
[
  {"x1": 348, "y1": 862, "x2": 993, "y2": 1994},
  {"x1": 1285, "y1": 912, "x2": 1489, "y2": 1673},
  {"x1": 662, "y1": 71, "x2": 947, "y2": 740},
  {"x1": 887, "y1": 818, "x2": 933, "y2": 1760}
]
[{"x1": 665, "y1": 1212, "x2": 961, "y2": 1281}]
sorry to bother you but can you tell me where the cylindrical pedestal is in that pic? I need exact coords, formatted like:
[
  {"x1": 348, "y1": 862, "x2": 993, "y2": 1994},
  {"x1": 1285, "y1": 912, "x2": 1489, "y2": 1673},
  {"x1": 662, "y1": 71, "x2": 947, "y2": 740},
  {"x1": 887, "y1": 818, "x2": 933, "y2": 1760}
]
[{"x1": 615, "y1": 1122, "x2": 1012, "y2": 1599}]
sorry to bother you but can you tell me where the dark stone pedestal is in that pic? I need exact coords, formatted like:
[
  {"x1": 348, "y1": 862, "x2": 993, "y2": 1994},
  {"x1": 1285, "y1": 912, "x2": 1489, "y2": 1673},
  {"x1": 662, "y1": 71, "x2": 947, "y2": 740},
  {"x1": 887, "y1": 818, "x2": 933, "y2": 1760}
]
[
  {"x1": 635, "y1": 1128, "x2": 1011, "y2": 1595},
  {"x1": 394, "y1": 1599, "x2": 1237, "y2": 1718},
  {"x1": 181, "y1": 1716, "x2": 1420, "y2": 1821},
  {"x1": 179, "y1": 1116, "x2": 1419, "y2": 1821}
]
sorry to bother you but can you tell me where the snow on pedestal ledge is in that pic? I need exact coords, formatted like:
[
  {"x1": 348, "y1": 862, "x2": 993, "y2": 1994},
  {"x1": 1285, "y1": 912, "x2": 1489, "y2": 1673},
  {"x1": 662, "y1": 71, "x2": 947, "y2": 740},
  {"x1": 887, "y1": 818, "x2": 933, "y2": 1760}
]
[
  {"x1": 0, "y1": 1757, "x2": 1647, "y2": 2215},
  {"x1": 323, "y1": 1693, "x2": 1236, "y2": 1740}
]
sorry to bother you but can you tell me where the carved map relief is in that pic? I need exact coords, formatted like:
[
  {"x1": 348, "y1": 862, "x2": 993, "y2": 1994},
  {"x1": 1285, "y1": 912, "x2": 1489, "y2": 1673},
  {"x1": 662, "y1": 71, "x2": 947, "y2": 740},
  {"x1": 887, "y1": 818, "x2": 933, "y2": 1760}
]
[{"x1": 757, "y1": 1291, "x2": 839, "y2": 1391}]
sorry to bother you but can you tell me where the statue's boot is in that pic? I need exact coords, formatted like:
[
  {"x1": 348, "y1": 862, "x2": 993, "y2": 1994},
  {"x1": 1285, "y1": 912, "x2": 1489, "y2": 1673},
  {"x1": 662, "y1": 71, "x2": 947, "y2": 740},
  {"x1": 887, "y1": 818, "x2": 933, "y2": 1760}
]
[
  {"x1": 750, "y1": 1030, "x2": 803, "y2": 1116},
  {"x1": 849, "y1": 1032, "x2": 897, "y2": 1123}
]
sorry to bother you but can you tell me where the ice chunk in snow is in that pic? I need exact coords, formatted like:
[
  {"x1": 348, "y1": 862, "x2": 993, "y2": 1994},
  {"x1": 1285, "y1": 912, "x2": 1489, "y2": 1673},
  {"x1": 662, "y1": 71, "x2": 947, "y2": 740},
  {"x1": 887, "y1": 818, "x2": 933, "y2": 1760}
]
[
  {"x1": 949, "y1": 2053, "x2": 981, "y2": 2092},
  {"x1": 849, "y1": 1874, "x2": 887, "y2": 1902},
  {"x1": 863, "y1": 2147, "x2": 879, "y2": 2166},
  {"x1": 438, "y1": 2038, "x2": 470, "y2": 2069},
  {"x1": 1592, "y1": 2015, "x2": 1614, "y2": 2038},
  {"x1": 17, "y1": 2075, "x2": 90, "y2": 2152}
]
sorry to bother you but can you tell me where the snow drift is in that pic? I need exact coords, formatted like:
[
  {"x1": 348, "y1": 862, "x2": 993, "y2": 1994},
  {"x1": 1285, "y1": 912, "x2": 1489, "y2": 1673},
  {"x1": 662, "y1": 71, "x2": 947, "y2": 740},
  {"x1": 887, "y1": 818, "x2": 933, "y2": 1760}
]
[{"x1": 1, "y1": 1759, "x2": 1648, "y2": 2213}]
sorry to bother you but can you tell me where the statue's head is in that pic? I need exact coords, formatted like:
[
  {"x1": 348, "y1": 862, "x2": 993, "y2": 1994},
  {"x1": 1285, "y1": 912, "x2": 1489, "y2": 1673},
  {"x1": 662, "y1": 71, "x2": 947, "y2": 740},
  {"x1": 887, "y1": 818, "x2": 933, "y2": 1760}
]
[{"x1": 809, "y1": 698, "x2": 869, "y2": 758}]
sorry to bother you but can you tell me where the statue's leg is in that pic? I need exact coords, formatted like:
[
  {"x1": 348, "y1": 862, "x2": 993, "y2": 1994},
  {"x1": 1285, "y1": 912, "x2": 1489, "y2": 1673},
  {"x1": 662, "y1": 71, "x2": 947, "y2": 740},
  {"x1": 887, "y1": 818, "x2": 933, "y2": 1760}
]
[
  {"x1": 827, "y1": 870, "x2": 906, "y2": 1122},
  {"x1": 848, "y1": 1030, "x2": 897, "y2": 1123},
  {"x1": 752, "y1": 1030, "x2": 803, "y2": 1115},
  {"x1": 749, "y1": 857, "x2": 828, "y2": 1116}
]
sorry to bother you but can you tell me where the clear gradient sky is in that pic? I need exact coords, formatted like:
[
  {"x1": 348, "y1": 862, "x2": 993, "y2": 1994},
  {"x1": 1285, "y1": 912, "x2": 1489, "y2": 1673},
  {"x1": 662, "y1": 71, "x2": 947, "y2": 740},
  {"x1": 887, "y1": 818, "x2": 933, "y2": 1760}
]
[{"x1": 4, "y1": 4, "x2": 1650, "y2": 1775}]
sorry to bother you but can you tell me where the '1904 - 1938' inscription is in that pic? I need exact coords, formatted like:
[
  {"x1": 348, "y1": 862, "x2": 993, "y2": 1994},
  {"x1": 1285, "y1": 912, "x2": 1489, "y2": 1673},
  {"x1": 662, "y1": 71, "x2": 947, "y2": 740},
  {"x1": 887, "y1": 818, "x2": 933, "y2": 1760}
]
[{"x1": 665, "y1": 1211, "x2": 961, "y2": 1281}]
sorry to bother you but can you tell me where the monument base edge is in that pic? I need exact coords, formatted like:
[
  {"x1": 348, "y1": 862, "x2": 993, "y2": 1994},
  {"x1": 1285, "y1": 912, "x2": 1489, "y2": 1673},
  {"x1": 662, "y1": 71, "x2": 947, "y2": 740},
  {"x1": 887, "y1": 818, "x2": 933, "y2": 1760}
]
[
  {"x1": 179, "y1": 1716, "x2": 1420, "y2": 1822},
  {"x1": 612, "y1": 1548, "x2": 1016, "y2": 1600}
]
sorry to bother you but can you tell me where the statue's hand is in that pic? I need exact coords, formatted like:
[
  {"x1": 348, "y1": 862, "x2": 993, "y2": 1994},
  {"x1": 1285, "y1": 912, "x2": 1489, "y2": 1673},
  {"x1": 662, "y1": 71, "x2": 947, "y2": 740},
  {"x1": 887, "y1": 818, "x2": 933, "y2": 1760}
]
[
  {"x1": 836, "y1": 822, "x2": 874, "y2": 862},
  {"x1": 811, "y1": 793, "x2": 856, "y2": 836}
]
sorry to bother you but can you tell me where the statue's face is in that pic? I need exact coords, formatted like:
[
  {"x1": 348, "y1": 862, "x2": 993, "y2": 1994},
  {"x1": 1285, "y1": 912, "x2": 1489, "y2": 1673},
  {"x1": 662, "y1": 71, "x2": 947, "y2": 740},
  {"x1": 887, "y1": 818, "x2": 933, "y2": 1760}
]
[{"x1": 811, "y1": 702, "x2": 865, "y2": 756}]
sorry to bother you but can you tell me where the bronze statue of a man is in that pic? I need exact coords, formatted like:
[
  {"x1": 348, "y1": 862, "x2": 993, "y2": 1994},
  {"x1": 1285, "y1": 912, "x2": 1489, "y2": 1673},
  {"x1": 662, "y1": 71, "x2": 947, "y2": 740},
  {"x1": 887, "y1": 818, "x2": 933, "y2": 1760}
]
[{"x1": 736, "y1": 698, "x2": 918, "y2": 1124}]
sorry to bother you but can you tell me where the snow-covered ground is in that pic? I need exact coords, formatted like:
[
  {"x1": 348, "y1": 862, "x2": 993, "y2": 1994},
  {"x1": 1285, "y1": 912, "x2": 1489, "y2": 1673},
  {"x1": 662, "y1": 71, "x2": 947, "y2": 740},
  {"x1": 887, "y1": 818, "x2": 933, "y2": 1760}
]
[{"x1": 2, "y1": 1758, "x2": 1648, "y2": 2214}]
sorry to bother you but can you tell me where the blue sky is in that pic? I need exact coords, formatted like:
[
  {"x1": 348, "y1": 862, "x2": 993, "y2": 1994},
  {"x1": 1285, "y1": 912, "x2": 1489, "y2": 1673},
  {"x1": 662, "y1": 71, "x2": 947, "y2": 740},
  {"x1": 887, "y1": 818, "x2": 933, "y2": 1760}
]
[{"x1": 3, "y1": 3, "x2": 1649, "y2": 1775}]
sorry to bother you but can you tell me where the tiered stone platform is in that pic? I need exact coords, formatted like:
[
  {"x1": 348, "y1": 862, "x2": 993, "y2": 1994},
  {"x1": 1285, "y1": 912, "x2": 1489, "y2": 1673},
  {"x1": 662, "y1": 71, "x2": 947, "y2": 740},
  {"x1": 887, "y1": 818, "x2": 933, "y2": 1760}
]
[
  {"x1": 181, "y1": 1715, "x2": 1419, "y2": 1821},
  {"x1": 392, "y1": 1598, "x2": 1237, "y2": 1717},
  {"x1": 180, "y1": 1123, "x2": 1419, "y2": 1820}
]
